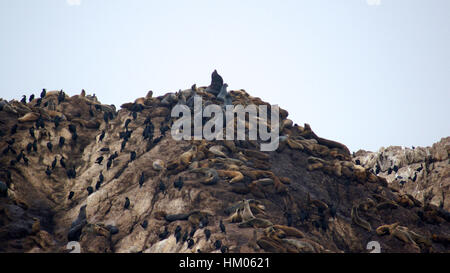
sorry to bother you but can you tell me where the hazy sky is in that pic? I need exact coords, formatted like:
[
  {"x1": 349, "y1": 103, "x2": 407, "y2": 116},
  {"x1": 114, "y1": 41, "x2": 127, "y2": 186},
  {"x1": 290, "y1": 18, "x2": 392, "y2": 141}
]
[{"x1": 0, "y1": 0, "x2": 449, "y2": 152}]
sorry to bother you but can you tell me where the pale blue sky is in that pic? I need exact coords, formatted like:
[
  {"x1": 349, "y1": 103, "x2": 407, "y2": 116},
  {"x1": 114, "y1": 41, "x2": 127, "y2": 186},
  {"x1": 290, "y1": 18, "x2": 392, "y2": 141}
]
[{"x1": 1, "y1": 0, "x2": 449, "y2": 152}]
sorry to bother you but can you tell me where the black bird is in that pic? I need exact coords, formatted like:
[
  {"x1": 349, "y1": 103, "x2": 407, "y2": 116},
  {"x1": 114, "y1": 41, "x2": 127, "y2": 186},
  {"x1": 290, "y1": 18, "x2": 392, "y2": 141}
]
[
  {"x1": 10, "y1": 160, "x2": 17, "y2": 166},
  {"x1": 130, "y1": 151, "x2": 136, "y2": 162},
  {"x1": 99, "y1": 171, "x2": 104, "y2": 183},
  {"x1": 29, "y1": 127, "x2": 35, "y2": 139},
  {"x1": 71, "y1": 132, "x2": 78, "y2": 143},
  {"x1": 99, "y1": 130, "x2": 105, "y2": 142},
  {"x1": 158, "y1": 180, "x2": 166, "y2": 193},
  {"x1": 139, "y1": 172, "x2": 145, "y2": 188},
  {"x1": 108, "y1": 111, "x2": 114, "y2": 120},
  {"x1": 221, "y1": 246, "x2": 228, "y2": 253},
  {"x1": 99, "y1": 147, "x2": 110, "y2": 152},
  {"x1": 52, "y1": 156, "x2": 57, "y2": 169},
  {"x1": 141, "y1": 220, "x2": 148, "y2": 229},
  {"x1": 132, "y1": 111, "x2": 137, "y2": 120},
  {"x1": 35, "y1": 98, "x2": 42, "y2": 107},
  {"x1": 393, "y1": 165, "x2": 399, "y2": 172},
  {"x1": 40, "y1": 88, "x2": 46, "y2": 99},
  {"x1": 11, "y1": 124, "x2": 17, "y2": 135},
  {"x1": 45, "y1": 166, "x2": 52, "y2": 176},
  {"x1": 329, "y1": 204, "x2": 337, "y2": 218},
  {"x1": 175, "y1": 225, "x2": 182, "y2": 234},
  {"x1": 124, "y1": 197, "x2": 130, "y2": 209},
  {"x1": 214, "y1": 240, "x2": 222, "y2": 250},
  {"x1": 16, "y1": 150, "x2": 24, "y2": 162},
  {"x1": 87, "y1": 186, "x2": 94, "y2": 195},
  {"x1": 107, "y1": 159, "x2": 112, "y2": 170},
  {"x1": 124, "y1": 119, "x2": 131, "y2": 130},
  {"x1": 68, "y1": 124, "x2": 77, "y2": 134},
  {"x1": 57, "y1": 90, "x2": 65, "y2": 104},
  {"x1": 21, "y1": 95, "x2": 27, "y2": 104},
  {"x1": 60, "y1": 156, "x2": 66, "y2": 169},
  {"x1": 95, "y1": 156, "x2": 104, "y2": 165},
  {"x1": 355, "y1": 159, "x2": 361, "y2": 165},
  {"x1": 159, "y1": 227, "x2": 169, "y2": 240},
  {"x1": 53, "y1": 116, "x2": 61, "y2": 129},
  {"x1": 204, "y1": 229, "x2": 211, "y2": 241},
  {"x1": 175, "y1": 229, "x2": 182, "y2": 243},
  {"x1": 23, "y1": 155, "x2": 29, "y2": 166},
  {"x1": 121, "y1": 139, "x2": 127, "y2": 152},
  {"x1": 59, "y1": 136, "x2": 65, "y2": 148},
  {"x1": 29, "y1": 94, "x2": 35, "y2": 102},
  {"x1": 6, "y1": 138, "x2": 15, "y2": 145},
  {"x1": 8, "y1": 145, "x2": 17, "y2": 155},
  {"x1": 68, "y1": 191, "x2": 74, "y2": 200},
  {"x1": 387, "y1": 168, "x2": 393, "y2": 175},
  {"x1": 95, "y1": 180, "x2": 102, "y2": 190},
  {"x1": 187, "y1": 238, "x2": 195, "y2": 249},
  {"x1": 110, "y1": 151, "x2": 118, "y2": 160},
  {"x1": 189, "y1": 226, "x2": 197, "y2": 237},
  {"x1": 219, "y1": 220, "x2": 226, "y2": 234},
  {"x1": 152, "y1": 135, "x2": 163, "y2": 145},
  {"x1": 47, "y1": 141, "x2": 53, "y2": 152},
  {"x1": 26, "y1": 143, "x2": 33, "y2": 153},
  {"x1": 103, "y1": 112, "x2": 109, "y2": 123},
  {"x1": 174, "y1": 177, "x2": 183, "y2": 190},
  {"x1": 32, "y1": 140, "x2": 37, "y2": 152},
  {"x1": 144, "y1": 116, "x2": 151, "y2": 125},
  {"x1": 182, "y1": 231, "x2": 188, "y2": 242}
]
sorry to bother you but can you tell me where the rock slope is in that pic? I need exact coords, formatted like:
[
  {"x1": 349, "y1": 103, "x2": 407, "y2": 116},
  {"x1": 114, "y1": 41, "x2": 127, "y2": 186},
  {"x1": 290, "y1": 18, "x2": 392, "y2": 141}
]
[
  {"x1": 0, "y1": 75, "x2": 449, "y2": 253},
  {"x1": 353, "y1": 138, "x2": 450, "y2": 211}
]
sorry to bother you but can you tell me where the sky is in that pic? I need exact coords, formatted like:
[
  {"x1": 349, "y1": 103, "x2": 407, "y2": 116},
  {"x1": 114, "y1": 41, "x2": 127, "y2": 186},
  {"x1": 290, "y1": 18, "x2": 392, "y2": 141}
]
[{"x1": 0, "y1": 0, "x2": 449, "y2": 152}]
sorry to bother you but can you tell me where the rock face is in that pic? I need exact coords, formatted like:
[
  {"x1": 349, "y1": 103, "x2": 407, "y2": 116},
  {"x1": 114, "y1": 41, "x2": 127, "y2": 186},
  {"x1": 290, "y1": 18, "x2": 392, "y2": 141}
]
[
  {"x1": 0, "y1": 79, "x2": 449, "y2": 253},
  {"x1": 353, "y1": 138, "x2": 450, "y2": 211}
]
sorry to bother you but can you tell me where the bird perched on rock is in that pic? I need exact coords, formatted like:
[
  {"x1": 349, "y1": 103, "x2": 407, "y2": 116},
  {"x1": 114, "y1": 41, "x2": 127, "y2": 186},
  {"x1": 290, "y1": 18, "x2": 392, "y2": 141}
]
[
  {"x1": 29, "y1": 127, "x2": 35, "y2": 139},
  {"x1": 214, "y1": 240, "x2": 222, "y2": 250},
  {"x1": 60, "y1": 156, "x2": 66, "y2": 169},
  {"x1": 124, "y1": 197, "x2": 130, "y2": 209},
  {"x1": 99, "y1": 130, "x2": 105, "y2": 142},
  {"x1": 141, "y1": 220, "x2": 148, "y2": 229},
  {"x1": 174, "y1": 177, "x2": 183, "y2": 190},
  {"x1": 95, "y1": 156, "x2": 103, "y2": 165},
  {"x1": 204, "y1": 229, "x2": 211, "y2": 241},
  {"x1": 59, "y1": 136, "x2": 65, "y2": 148},
  {"x1": 139, "y1": 172, "x2": 145, "y2": 188},
  {"x1": 159, "y1": 227, "x2": 169, "y2": 240},
  {"x1": 87, "y1": 186, "x2": 94, "y2": 195},
  {"x1": 51, "y1": 156, "x2": 57, "y2": 169},
  {"x1": 29, "y1": 94, "x2": 35, "y2": 102},
  {"x1": 45, "y1": 166, "x2": 52, "y2": 176},
  {"x1": 220, "y1": 220, "x2": 226, "y2": 234},
  {"x1": 207, "y1": 70, "x2": 223, "y2": 95},
  {"x1": 187, "y1": 238, "x2": 195, "y2": 249},
  {"x1": 130, "y1": 151, "x2": 136, "y2": 162},
  {"x1": 99, "y1": 171, "x2": 104, "y2": 183},
  {"x1": 68, "y1": 191, "x2": 74, "y2": 200},
  {"x1": 21, "y1": 95, "x2": 27, "y2": 104}
]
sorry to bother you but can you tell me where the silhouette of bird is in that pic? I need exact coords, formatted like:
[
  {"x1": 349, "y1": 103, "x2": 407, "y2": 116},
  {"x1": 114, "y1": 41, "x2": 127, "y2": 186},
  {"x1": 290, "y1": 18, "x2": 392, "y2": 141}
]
[
  {"x1": 124, "y1": 197, "x2": 130, "y2": 209},
  {"x1": 46, "y1": 142, "x2": 53, "y2": 152},
  {"x1": 132, "y1": 111, "x2": 137, "y2": 120},
  {"x1": 29, "y1": 94, "x2": 35, "y2": 102},
  {"x1": 87, "y1": 186, "x2": 94, "y2": 195},
  {"x1": 130, "y1": 151, "x2": 136, "y2": 162},
  {"x1": 124, "y1": 119, "x2": 131, "y2": 130},
  {"x1": 174, "y1": 177, "x2": 183, "y2": 190},
  {"x1": 45, "y1": 166, "x2": 52, "y2": 176},
  {"x1": 95, "y1": 180, "x2": 102, "y2": 190},
  {"x1": 68, "y1": 191, "x2": 74, "y2": 200},
  {"x1": 11, "y1": 124, "x2": 17, "y2": 135},
  {"x1": 29, "y1": 127, "x2": 35, "y2": 139},
  {"x1": 139, "y1": 172, "x2": 145, "y2": 188},
  {"x1": 107, "y1": 159, "x2": 112, "y2": 170},
  {"x1": 59, "y1": 136, "x2": 65, "y2": 148},
  {"x1": 60, "y1": 156, "x2": 66, "y2": 169},
  {"x1": 99, "y1": 130, "x2": 105, "y2": 142},
  {"x1": 95, "y1": 156, "x2": 103, "y2": 165},
  {"x1": 219, "y1": 220, "x2": 226, "y2": 234},
  {"x1": 141, "y1": 220, "x2": 148, "y2": 229},
  {"x1": 204, "y1": 229, "x2": 211, "y2": 241},
  {"x1": 99, "y1": 171, "x2": 104, "y2": 183},
  {"x1": 187, "y1": 238, "x2": 195, "y2": 249},
  {"x1": 214, "y1": 240, "x2": 222, "y2": 250},
  {"x1": 21, "y1": 95, "x2": 26, "y2": 104},
  {"x1": 51, "y1": 156, "x2": 57, "y2": 169}
]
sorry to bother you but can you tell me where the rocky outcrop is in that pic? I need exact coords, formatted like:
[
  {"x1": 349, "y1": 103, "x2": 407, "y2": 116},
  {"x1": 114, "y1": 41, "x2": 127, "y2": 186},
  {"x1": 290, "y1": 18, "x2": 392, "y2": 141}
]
[
  {"x1": 0, "y1": 76, "x2": 449, "y2": 253},
  {"x1": 353, "y1": 138, "x2": 450, "y2": 211}
]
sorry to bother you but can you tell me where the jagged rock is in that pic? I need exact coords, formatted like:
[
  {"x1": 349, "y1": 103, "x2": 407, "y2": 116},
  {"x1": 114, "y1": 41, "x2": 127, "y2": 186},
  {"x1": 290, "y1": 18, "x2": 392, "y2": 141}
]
[{"x1": 0, "y1": 77, "x2": 448, "y2": 253}]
